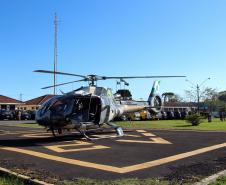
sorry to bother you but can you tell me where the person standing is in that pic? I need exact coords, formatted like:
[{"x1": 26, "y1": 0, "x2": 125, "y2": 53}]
[
  {"x1": 207, "y1": 112, "x2": 212, "y2": 122},
  {"x1": 220, "y1": 111, "x2": 223, "y2": 122},
  {"x1": 223, "y1": 111, "x2": 226, "y2": 122},
  {"x1": 18, "y1": 110, "x2": 21, "y2": 121}
]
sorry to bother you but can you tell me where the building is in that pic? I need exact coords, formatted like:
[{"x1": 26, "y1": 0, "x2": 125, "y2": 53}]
[
  {"x1": 163, "y1": 102, "x2": 197, "y2": 112},
  {"x1": 19, "y1": 94, "x2": 55, "y2": 111},
  {"x1": 0, "y1": 95, "x2": 23, "y2": 110}
]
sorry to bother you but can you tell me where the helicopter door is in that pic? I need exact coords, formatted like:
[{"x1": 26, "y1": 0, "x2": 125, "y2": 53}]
[{"x1": 72, "y1": 96, "x2": 101, "y2": 124}]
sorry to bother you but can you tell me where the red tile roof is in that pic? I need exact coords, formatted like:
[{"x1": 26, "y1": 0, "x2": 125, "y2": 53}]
[
  {"x1": 25, "y1": 95, "x2": 55, "y2": 105},
  {"x1": 0, "y1": 95, "x2": 22, "y2": 104}
]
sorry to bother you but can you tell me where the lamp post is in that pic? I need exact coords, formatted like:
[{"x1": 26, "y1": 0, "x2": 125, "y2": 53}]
[{"x1": 185, "y1": 78, "x2": 210, "y2": 114}]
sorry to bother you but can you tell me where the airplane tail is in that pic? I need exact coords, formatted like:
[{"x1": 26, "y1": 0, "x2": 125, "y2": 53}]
[{"x1": 148, "y1": 80, "x2": 162, "y2": 114}]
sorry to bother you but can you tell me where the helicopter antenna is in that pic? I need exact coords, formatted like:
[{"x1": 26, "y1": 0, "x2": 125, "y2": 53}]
[{"x1": 53, "y1": 13, "x2": 58, "y2": 95}]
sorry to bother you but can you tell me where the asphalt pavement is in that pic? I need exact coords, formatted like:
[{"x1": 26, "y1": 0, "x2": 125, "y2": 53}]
[{"x1": 0, "y1": 122, "x2": 226, "y2": 183}]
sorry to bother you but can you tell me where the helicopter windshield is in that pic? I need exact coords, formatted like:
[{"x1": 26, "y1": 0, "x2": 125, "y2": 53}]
[{"x1": 49, "y1": 96, "x2": 74, "y2": 115}]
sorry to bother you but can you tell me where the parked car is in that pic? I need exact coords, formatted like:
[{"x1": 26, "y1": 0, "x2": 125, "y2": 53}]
[
  {"x1": 0, "y1": 110, "x2": 14, "y2": 120},
  {"x1": 155, "y1": 112, "x2": 163, "y2": 120},
  {"x1": 114, "y1": 114, "x2": 128, "y2": 121},
  {"x1": 127, "y1": 112, "x2": 141, "y2": 121},
  {"x1": 161, "y1": 111, "x2": 167, "y2": 120},
  {"x1": 212, "y1": 111, "x2": 220, "y2": 118},
  {"x1": 27, "y1": 110, "x2": 36, "y2": 120},
  {"x1": 174, "y1": 111, "x2": 181, "y2": 119},
  {"x1": 166, "y1": 111, "x2": 174, "y2": 120},
  {"x1": 21, "y1": 111, "x2": 32, "y2": 120},
  {"x1": 181, "y1": 111, "x2": 188, "y2": 119},
  {"x1": 140, "y1": 110, "x2": 152, "y2": 120}
]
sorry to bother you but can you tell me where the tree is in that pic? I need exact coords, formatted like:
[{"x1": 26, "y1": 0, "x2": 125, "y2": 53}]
[
  {"x1": 202, "y1": 89, "x2": 226, "y2": 112},
  {"x1": 218, "y1": 91, "x2": 226, "y2": 102},
  {"x1": 162, "y1": 92, "x2": 183, "y2": 103},
  {"x1": 185, "y1": 87, "x2": 218, "y2": 102},
  {"x1": 202, "y1": 88, "x2": 218, "y2": 101},
  {"x1": 185, "y1": 87, "x2": 218, "y2": 112},
  {"x1": 169, "y1": 94, "x2": 183, "y2": 102}
]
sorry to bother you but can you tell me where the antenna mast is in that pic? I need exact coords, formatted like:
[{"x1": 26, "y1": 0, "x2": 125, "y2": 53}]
[
  {"x1": 53, "y1": 13, "x2": 58, "y2": 95},
  {"x1": 19, "y1": 93, "x2": 23, "y2": 101}
]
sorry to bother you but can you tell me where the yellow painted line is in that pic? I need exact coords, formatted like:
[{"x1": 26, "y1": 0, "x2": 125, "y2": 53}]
[
  {"x1": 121, "y1": 142, "x2": 226, "y2": 173},
  {"x1": 142, "y1": 133, "x2": 156, "y2": 137},
  {"x1": 1, "y1": 147, "x2": 122, "y2": 173},
  {"x1": 124, "y1": 134, "x2": 141, "y2": 138},
  {"x1": 117, "y1": 137, "x2": 172, "y2": 144},
  {"x1": 117, "y1": 140, "x2": 159, "y2": 144},
  {"x1": 2, "y1": 142, "x2": 226, "y2": 173},
  {"x1": 92, "y1": 134, "x2": 141, "y2": 139},
  {"x1": 22, "y1": 133, "x2": 52, "y2": 138},
  {"x1": 45, "y1": 141, "x2": 110, "y2": 153},
  {"x1": 150, "y1": 137, "x2": 172, "y2": 144},
  {"x1": 136, "y1": 130, "x2": 147, "y2": 133},
  {"x1": 0, "y1": 130, "x2": 43, "y2": 136},
  {"x1": 90, "y1": 135, "x2": 122, "y2": 139}
]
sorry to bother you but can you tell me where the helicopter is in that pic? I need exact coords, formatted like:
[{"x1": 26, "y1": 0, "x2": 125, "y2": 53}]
[{"x1": 34, "y1": 70, "x2": 185, "y2": 139}]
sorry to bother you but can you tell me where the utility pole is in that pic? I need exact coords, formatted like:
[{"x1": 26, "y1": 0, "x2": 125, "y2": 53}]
[
  {"x1": 19, "y1": 93, "x2": 23, "y2": 101},
  {"x1": 186, "y1": 78, "x2": 210, "y2": 114},
  {"x1": 197, "y1": 84, "x2": 200, "y2": 113},
  {"x1": 53, "y1": 13, "x2": 58, "y2": 95}
]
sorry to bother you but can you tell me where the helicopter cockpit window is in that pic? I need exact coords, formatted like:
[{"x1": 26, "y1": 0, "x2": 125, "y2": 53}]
[
  {"x1": 39, "y1": 96, "x2": 59, "y2": 116},
  {"x1": 50, "y1": 97, "x2": 74, "y2": 115}
]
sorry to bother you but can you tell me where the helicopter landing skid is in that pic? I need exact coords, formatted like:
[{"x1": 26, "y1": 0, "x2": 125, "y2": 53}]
[
  {"x1": 107, "y1": 122, "x2": 124, "y2": 137},
  {"x1": 47, "y1": 127, "x2": 56, "y2": 137},
  {"x1": 47, "y1": 128, "x2": 63, "y2": 137},
  {"x1": 76, "y1": 129, "x2": 92, "y2": 141}
]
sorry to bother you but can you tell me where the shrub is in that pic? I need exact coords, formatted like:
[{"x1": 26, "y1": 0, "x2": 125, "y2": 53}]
[{"x1": 186, "y1": 114, "x2": 203, "y2": 126}]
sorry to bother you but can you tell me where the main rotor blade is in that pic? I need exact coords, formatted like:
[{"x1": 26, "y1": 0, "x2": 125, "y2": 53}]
[
  {"x1": 103, "y1": 76, "x2": 186, "y2": 79},
  {"x1": 34, "y1": 70, "x2": 86, "y2": 78},
  {"x1": 42, "y1": 79, "x2": 86, "y2": 89}
]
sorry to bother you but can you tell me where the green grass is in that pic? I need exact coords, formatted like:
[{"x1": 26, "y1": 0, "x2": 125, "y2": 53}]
[
  {"x1": 10, "y1": 118, "x2": 226, "y2": 131},
  {"x1": 115, "y1": 119, "x2": 226, "y2": 131},
  {"x1": 0, "y1": 175, "x2": 25, "y2": 185},
  {"x1": 59, "y1": 178, "x2": 184, "y2": 185},
  {"x1": 209, "y1": 176, "x2": 226, "y2": 185}
]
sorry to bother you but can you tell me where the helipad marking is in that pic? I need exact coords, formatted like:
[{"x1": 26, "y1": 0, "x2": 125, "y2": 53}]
[
  {"x1": 136, "y1": 130, "x2": 147, "y2": 133},
  {"x1": 22, "y1": 133, "x2": 53, "y2": 138},
  {"x1": 2, "y1": 142, "x2": 226, "y2": 173},
  {"x1": 0, "y1": 130, "x2": 43, "y2": 136},
  {"x1": 45, "y1": 141, "x2": 110, "y2": 153},
  {"x1": 116, "y1": 130, "x2": 171, "y2": 144},
  {"x1": 124, "y1": 134, "x2": 141, "y2": 138},
  {"x1": 142, "y1": 133, "x2": 156, "y2": 137},
  {"x1": 117, "y1": 137, "x2": 172, "y2": 144}
]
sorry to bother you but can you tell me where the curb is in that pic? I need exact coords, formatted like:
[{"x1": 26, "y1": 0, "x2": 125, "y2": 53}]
[
  {"x1": 0, "y1": 166, "x2": 54, "y2": 185},
  {"x1": 195, "y1": 169, "x2": 226, "y2": 185}
]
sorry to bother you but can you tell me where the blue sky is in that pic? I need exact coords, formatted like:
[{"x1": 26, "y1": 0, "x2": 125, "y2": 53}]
[{"x1": 0, "y1": 0, "x2": 226, "y2": 101}]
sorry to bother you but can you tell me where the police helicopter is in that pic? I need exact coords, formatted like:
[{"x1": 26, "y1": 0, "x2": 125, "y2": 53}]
[{"x1": 34, "y1": 70, "x2": 185, "y2": 139}]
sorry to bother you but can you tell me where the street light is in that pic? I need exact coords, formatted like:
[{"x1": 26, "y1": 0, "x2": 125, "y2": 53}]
[{"x1": 185, "y1": 78, "x2": 211, "y2": 113}]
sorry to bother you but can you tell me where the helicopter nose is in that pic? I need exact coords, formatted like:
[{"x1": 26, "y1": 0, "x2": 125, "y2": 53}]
[{"x1": 35, "y1": 109, "x2": 51, "y2": 126}]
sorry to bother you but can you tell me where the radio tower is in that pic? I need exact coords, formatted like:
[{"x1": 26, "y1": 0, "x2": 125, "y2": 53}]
[{"x1": 53, "y1": 13, "x2": 58, "y2": 95}]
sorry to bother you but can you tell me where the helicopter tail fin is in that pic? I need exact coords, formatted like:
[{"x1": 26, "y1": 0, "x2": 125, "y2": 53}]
[{"x1": 148, "y1": 80, "x2": 162, "y2": 114}]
